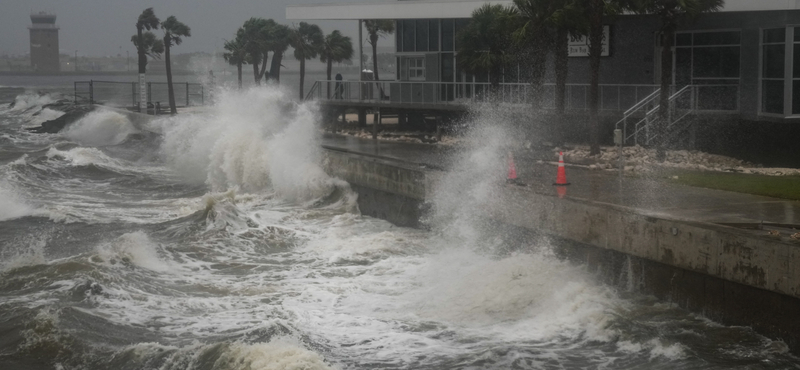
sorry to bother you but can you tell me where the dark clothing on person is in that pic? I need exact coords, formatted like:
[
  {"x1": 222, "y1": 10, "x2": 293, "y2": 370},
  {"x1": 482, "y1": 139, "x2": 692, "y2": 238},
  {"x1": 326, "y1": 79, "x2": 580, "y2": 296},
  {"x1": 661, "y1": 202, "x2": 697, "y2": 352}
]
[{"x1": 335, "y1": 73, "x2": 343, "y2": 99}]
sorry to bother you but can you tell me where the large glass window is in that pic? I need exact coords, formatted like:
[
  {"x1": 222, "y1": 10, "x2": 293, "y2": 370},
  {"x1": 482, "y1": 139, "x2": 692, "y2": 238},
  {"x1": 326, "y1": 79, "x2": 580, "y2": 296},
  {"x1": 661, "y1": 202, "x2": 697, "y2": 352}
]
[
  {"x1": 402, "y1": 20, "x2": 415, "y2": 52},
  {"x1": 761, "y1": 28, "x2": 785, "y2": 114},
  {"x1": 429, "y1": 19, "x2": 440, "y2": 52},
  {"x1": 416, "y1": 20, "x2": 429, "y2": 52},
  {"x1": 442, "y1": 19, "x2": 454, "y2": 52},
  {"x1": 675, "y1": 31, "x2": 740, "y2": 111},
  {"x1": 793, "y1": 27, "x2": 800, "y2": 114}
]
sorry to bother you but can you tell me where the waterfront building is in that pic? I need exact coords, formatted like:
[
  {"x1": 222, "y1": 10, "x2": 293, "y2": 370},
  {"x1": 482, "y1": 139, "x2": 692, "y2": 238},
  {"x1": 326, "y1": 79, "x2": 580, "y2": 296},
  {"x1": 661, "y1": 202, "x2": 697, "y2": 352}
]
[
  {"x1": 29, "y1": 12, "x2": 60, "y2": 72},
  {"x1": 288, "y1": 0, "x2": 800, "y2": 165}
]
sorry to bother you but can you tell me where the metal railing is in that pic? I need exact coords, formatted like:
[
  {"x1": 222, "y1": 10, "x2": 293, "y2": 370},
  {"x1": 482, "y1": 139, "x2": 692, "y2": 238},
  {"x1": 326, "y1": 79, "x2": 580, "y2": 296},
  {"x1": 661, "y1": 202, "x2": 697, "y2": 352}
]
[
  {"x1": 74, "y1": 80, "x2": 204, "y2": 109},
  {"x1": 615, "y1": 84, "x2": 740, "y2": 146},
  {"x1": 306, "y1": 80, "x2": 660, "y2": 112}
]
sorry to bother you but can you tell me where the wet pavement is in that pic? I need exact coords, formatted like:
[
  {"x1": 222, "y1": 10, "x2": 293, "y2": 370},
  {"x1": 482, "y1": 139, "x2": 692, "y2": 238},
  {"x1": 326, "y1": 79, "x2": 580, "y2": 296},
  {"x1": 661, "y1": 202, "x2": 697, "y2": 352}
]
[{"x1": 322, "y1": 134, "x2": 800, "y2": 227}]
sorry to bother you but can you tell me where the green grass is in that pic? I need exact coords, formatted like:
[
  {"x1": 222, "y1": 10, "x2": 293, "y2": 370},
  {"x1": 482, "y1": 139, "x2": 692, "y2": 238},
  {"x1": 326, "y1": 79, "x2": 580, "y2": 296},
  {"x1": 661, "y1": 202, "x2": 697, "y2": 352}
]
[{"x1": 663, "y1": 169, "x2": 800, "y2": 200}]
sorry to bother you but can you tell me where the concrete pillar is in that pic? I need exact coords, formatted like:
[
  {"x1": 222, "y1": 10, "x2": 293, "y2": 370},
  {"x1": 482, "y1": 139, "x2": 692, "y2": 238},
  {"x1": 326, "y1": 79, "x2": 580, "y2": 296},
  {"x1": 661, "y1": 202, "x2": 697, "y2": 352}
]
[
  {"x1": 358, "y1": 108, "x2": 367, "y2": 128},
  {"x1": 398, "y1": 112, "x2": 407, "y2": 129}
]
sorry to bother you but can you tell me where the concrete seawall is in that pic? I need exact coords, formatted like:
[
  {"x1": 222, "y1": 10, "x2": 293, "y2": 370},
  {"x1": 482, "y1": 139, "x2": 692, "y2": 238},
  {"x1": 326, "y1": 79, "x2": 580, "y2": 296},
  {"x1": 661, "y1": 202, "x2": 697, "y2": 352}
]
[{"x1": 322, "y1": 148, "x2": 800, "y2": 352}]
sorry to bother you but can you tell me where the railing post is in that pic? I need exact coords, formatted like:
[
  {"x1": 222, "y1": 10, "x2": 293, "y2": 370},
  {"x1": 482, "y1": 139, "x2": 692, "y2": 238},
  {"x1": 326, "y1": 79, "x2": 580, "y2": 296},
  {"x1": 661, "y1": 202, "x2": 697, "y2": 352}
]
[
  {"x1": 89, "y1": 80, "x2": 94, "y2": 104},
  {"x1": 74, "y1": 82, "x2": 77, "y2": 104},
  {"x1": 132, "y1": 82, "x2": 136, "y2": 108},
  {"x1": 186, "y1": 83, "x2": 190, "y2": 106}
]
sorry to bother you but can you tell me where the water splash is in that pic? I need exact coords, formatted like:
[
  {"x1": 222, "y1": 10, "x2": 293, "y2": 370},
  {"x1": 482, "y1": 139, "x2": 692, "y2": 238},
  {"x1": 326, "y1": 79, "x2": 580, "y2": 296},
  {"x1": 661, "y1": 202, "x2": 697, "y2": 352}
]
[
  {"x1": 62, "y1": 110, "x2": 137, "y2": 146},
  {"x1": 156, "y1": 87, "x2": 352, "y2": 204}
]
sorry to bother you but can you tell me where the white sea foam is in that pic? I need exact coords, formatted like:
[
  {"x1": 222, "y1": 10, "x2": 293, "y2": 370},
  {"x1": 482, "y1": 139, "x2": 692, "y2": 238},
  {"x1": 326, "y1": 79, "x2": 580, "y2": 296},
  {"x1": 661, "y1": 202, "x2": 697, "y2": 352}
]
[
  {"x1": 94, "y1": 232, "x2": 170, "y2": 272},
  {"x1": 6, "y1": 93, "x2": 57, "y2": 113},
  {"x1": 29, "y1": 108, "x2": 65, "y2": 126},
  {"x1": 62, "y1": 110, "x2": 136, "y2": 146},
  {"x1": 0, "y1": 181, "x2": 35, "y2": 221},
  {"x1": 216, "y1": 339, "x2": 336, "y2": 370}
]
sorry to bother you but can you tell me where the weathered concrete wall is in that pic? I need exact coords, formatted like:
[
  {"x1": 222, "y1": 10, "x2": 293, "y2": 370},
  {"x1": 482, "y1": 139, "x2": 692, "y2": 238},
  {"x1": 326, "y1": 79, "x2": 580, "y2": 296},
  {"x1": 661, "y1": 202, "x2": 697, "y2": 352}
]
[
  {"x1": 324, "y1": 151, "x2": 800, "y2": 352},
  {"x1": 322, "y1": 149, "x2": 431, "y2": 227}
]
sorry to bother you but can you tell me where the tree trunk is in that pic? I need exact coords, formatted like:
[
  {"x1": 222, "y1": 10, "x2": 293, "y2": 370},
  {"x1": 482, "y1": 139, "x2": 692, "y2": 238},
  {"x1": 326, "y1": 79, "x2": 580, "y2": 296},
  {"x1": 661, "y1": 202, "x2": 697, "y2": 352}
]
[
  {"x1": 326, "y1": 59, "x2": 333, "y2": 99},
  {"x1": 253, "y1": 58, "x2": 261, "y2": 85},
  {"x1": 657, "y1": 22, "x2": 676, "y2": 162},
  {"x1": 299, "y1": 58, "x2": 306, "y2": 100},
  {"x1": 555, "y1": 28, "x2": 570, "y2": 146},
  {"x1": 555, "y1": 28, "x2": 569, "y2": 115},
  {"x1": 137, "y1": 26, "x2": 147, "y2": 110},
  {"x1": 588, "y1": 1, "x2": 603, "y2": 156},
  {"x1": 258, "y1": 52, "x2": 269, "y2": 83},
  {"x1": 370, "y1": 35, "x2": 386, "y2": 99},
  {"x1": 237, "y1": 62, "x2": 242, "y2": 89},
  {"x1": 529, "y1": 34, "x2": 548, "y2": 109},
  {"x1": 165, "y1": 39, "x2": 177, "y2": 115},
  {"x1": 137, "y1": 27, "x2": 146, "y2": 74},
  {"x1": 269, "y1": 51, "x2": 283, "y2": 82}
]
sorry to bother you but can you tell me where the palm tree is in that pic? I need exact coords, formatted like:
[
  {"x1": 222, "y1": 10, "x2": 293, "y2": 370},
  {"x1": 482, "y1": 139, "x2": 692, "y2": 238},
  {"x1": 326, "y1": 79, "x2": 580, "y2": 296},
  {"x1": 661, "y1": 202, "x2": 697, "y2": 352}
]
[
  {"x1": 267, "y1": 23, "x2": 291, "y2": 83},
  {"x1": 456, "y1": 4, "x2": 519, "y2": 89},
  {"x1": 240, "y1": 18, "x2": 271, "y2": 85},
  {"x1": 320, "y1": 30, "x2": 354, "y2": 98},
  {"x1": 161, "y1": 16, "x2": 191, "y2": 115},
  {"x1": 582, "y1": 0, "x2": 636, "y2": 155},
  {"x1": 289, "y1": 22, "x2": 324, "y2": 100},
  {"x1": 638, "y1": 0, "x2": 724, "y2": 160},
  {"x1": 134, "y1": 8, "x2": 160, "y2": 110},
  {"x1": 223, "y1": 31, "x2": 247, "y2": 89},
  {"x1": 550, "y1": 0, "x2": 587, "y2": 116},
  {"x1": 363, "y1": 20, "x2": 394, "y2": 91}
]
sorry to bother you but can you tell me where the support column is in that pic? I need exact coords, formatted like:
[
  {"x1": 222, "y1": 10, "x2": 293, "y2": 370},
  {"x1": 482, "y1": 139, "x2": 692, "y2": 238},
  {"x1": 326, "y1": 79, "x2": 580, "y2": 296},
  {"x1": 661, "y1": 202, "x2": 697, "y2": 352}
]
[{"x1": 358, "y1": 107, "x2": 367, "y2": 128}]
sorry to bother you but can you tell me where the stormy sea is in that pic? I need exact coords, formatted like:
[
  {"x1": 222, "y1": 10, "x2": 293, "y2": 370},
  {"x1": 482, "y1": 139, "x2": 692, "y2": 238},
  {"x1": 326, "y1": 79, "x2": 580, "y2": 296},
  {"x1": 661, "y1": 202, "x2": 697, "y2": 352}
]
[{"x1": 0, "y1": 85, "x2": 798, "y2": 369}]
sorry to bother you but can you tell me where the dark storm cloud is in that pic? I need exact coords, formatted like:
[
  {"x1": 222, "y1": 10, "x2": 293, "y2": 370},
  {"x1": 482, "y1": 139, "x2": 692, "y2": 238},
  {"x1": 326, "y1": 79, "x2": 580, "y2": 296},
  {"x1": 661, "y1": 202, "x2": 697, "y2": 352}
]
[{"x1": 0, "y1": 0, "x2": 361, "y2": 56}]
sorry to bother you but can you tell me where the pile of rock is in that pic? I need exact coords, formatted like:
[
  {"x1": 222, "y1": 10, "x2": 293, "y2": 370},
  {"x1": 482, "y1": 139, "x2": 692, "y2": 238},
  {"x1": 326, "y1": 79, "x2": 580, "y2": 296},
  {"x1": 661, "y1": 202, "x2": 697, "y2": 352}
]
[{"x1": 559, "y1": 145, "x2": 800, "y2": 176}]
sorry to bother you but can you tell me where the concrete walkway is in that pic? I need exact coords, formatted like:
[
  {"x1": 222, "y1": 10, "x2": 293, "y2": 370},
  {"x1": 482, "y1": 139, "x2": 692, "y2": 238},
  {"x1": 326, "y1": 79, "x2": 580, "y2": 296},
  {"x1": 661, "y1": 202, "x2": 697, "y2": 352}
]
[{"x1": 321, "y1": 134, "x2": 800, "y2": 228}]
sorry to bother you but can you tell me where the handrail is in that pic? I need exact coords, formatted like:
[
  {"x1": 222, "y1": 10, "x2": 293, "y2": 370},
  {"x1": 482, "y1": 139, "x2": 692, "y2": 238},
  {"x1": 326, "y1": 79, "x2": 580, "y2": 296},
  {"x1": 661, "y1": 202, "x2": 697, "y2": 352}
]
[
  {"x1": 622, "y1": 88, "x2": 661, "y2": 116},
  {"x1": 305, "y1": 80, "x2": 320, "y2": 101}
]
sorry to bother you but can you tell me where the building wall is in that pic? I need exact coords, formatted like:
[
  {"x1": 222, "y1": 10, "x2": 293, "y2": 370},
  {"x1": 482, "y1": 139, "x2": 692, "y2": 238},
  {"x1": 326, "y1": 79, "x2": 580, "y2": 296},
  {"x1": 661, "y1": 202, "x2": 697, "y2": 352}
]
[{"x1": 30, "y1": 29, "x2": 60, "y2": 72}]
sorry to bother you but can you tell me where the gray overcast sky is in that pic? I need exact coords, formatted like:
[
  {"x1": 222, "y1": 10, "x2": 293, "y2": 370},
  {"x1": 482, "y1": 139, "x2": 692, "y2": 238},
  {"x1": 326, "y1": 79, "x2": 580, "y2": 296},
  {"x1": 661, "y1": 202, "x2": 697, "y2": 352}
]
[{"x1": 0, "y1": 0, "x2": 381, "y2": 57}]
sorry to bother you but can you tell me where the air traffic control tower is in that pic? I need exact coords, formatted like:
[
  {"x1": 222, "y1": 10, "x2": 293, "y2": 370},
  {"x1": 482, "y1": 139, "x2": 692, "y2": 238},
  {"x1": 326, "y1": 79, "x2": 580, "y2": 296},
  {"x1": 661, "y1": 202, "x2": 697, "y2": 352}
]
[{"x1": 29, "y1": 12, "x2": 60, "y2": 72}]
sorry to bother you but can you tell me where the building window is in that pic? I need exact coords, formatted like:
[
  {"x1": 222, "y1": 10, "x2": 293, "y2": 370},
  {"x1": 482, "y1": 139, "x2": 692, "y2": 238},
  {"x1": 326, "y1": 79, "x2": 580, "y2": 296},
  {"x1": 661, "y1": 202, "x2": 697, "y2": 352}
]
[
  {"x1": 793, "y1": 27, "x2": 800, "y2": 114},
  {"x1": 675, "y1": 30, "x2": 740, "y2": 110},
  {"x1": 408, "y1": 57, "x2": 425, "y2": 80},
  {"x1": 761, "y1": 28, "x2": 786, "y2": 115}
]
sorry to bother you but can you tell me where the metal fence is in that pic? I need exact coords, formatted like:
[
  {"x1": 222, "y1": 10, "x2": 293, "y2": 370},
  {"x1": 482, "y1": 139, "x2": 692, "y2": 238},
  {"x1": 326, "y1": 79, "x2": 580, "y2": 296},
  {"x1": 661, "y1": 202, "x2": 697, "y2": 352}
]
[
  {"x1": 308, "y1": 80, "x2": 664, "y2": 112},
  {"x1": 74, "y1": 80, "x2": 204, "y2": 109}
]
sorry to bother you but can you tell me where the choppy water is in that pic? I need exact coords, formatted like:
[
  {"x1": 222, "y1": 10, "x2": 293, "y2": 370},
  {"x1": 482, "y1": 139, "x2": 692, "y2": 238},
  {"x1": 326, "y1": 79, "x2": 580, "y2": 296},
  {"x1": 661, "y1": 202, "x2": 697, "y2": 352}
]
[{"x1": 0, "y1": 86, "x2": 797, "y2": 370}]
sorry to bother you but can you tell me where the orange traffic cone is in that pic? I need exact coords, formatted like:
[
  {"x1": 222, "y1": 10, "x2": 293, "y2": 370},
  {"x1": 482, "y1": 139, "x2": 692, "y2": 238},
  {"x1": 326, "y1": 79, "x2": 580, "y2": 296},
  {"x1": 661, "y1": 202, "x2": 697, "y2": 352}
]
[
  {"x1": 507, "y1": 152, "x2": 517, "y2": 184},
  {"x1": 553, "y1": 151, "x2": 570, "y2": 186}
]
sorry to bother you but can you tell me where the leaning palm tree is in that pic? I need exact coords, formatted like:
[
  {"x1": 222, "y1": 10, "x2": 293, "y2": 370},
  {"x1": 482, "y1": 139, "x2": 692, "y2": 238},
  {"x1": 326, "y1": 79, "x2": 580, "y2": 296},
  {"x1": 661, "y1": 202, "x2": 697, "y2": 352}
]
[
  {"x1": 363, "y1": 20, "x2": 394, "y2": 85},
  {"x1": 456, "y1": 4, "x2": 519, "y2": 89},
  {"x1": 161, "y1": 16, "x2": 191, "y2": 115},
  {"x1": 223, "y1": 31, "x2": 248, "y2": 89},
  {"x1": 638, "y1": 0, "x2": 724, "y2": 160},
  {"x1": 320, "y1": 30, "x2": 354, "y2": 98},
  {"x1": 289, "y1": 22, "x2": 324, "y2": 100},
  {"x1": 134, "y1": 8, "x2": 160, "y2": 110},
  {"x1": 267, "y1": 23, "x2": 291, "y2": 83},
  {"x1": 240, "y1": 18, "x2": 271, "y2": 85},
  {"x1": 130, "y1": 31, "x2": 163, "y2": 110}
]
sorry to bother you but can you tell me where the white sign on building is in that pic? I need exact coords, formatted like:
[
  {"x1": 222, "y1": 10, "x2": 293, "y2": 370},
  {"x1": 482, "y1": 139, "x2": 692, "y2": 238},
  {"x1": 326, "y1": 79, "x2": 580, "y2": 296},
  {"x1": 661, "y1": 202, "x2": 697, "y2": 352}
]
[{"x1": 568, "y1": 25, "x2": 610, "y2": 57}]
